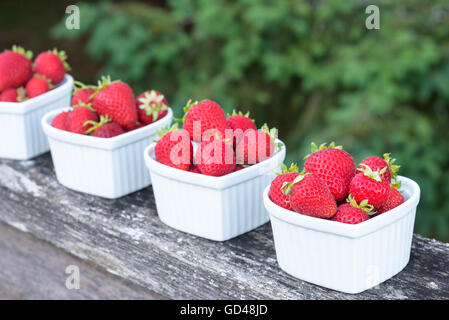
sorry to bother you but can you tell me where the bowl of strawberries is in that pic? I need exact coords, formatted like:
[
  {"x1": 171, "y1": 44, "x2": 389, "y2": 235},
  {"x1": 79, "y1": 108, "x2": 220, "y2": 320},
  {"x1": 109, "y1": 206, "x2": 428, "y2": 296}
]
[
  {"x1": 41, "y1": 76, "x2": 173, "y2": 199},
  {"x1": 0, "y1": 46, "x2": 73, "y2": 160},
  {"x1": 144, "y1": 99, "x2": 286, "y2": 241},
  {"x1": 263, "y1": 143, "x2": 421, "y2": 294}
]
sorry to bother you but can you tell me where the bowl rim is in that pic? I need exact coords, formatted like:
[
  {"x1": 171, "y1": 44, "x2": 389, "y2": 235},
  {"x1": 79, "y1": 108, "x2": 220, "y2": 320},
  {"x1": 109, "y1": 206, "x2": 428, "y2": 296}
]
[
  {"x1": 0, "y1": 74, "x2": 74, "y2": 115},
  {"x1": 41, "y1": 107, "x2": 173, "y2": 151},
  {"x1": 263, "y1": 175, "x2": 420, "y2": 238},
  {"x1": 144, "y1": 139, "x2": 286, "y2": 190}
]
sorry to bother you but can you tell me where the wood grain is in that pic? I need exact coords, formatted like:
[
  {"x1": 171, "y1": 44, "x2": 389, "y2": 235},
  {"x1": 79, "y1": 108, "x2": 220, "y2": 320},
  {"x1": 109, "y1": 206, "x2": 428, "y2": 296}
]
[
  {"x1": 0, "y1": 221, "x2": 164, "y2": 299},
  {"x1": 0, "y1": 154, "x2": 448, "y2": 299}
]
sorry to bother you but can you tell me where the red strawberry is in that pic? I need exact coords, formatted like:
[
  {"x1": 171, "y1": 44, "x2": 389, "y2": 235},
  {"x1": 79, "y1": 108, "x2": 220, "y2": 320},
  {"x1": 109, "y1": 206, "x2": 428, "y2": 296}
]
[
  {"x1": 136, "y1": 90, "x2": 168, "y2": 125},
  {"x1": 85, "y1": 115, "x2": 124, "y2": 138},
  {"x1": 66, "y1": 105, "x2": 99, "y2": 134},
  {"x1": 0, "y1": 46, "x2": 33, "y2": 91},
  {"x1": 357, "y1": 153, "x2": 400, "y2": 185},
  {"x1": 268, "y1": 163, "x2": 300, "y2": 210},
  {"x1": 377, "y1": 186, "x2": 404, "y2": 215},
  {"x1": 155, "y1": 124, "x2": 193, "y2": 171},
  {"x1": 332, "y1": 202, "x2": 371, "y2": 225},
  {"x1": 226, "y1": 110, "x2": 257, "y2": 148},
  {"x1": 349, "y1": 164, "x2": 391, "y2": 211},
  {"x1": 52, "y1": 111, "x2": 70, "y2": 131},
  {"x1": 0, "y1": 87, "x2": 26, "y2": 102},
  {"x1": 234, "y1": 164, "x2": 246, "y2": 172},
  {"x1": 182, "y1": 99, "x2": 227, "y2": 142},
  {"x1": 189, "y1": 165, "x2": 202, "y2": 174},
  {"x1": 304, "y1": 142, "x2": 355, "y2": 202},
  {"x1": 282, "y1": 170, "x2": 337, "y2": 218},
  {"x1": 195, "y1": 138, "x2": 236, "y2": 176},
  {"x1": 33, "y1": 49, "x2": 70, "y2": 84},
  {"x1": 125, "y1": 122, "x2": 144, "y2": 132},
  {"x1": 235, "y1": 124, "x2": 276, "y2": 164},
  {"x1": 25, "y1": 75, "x2": 52, "y2": 98},
  {"x1": 91, "y1": 76, "x2": 138, "y2": 130},
  {"x1": 72, "y1": 81, "x2": 96, "y2": 106}
]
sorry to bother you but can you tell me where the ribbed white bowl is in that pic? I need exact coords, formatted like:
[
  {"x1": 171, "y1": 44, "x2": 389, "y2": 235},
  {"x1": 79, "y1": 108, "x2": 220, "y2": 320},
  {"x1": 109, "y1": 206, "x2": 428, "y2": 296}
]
[
  {"x1": 144, "y1": 140, "x2": 286, "y2": 241},
  {"x1": 263, "y1": 176, "x2": 420, "y2": 294},
  {"x1": 0, "y1": 74, "x2": 73, "y2": 160},
  {"x1": 42, "y1": 107, "x2": 173, "y2": 199}
]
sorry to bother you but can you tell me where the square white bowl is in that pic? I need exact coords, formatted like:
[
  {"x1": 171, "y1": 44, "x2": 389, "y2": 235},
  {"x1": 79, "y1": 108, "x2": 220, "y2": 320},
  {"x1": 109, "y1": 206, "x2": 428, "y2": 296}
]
[
  {"x1": 263, "y1": 176, "x2": 421, "y2": 294},
  {"x1": 144, "y1": 140, "x2": 286, "y2": 241},
  {"x1": 0, "y1": 74, "x2": 74, "y2": 160},
  {"x1": 42, "y1": 107, "x2": 173, "y2": 199}
]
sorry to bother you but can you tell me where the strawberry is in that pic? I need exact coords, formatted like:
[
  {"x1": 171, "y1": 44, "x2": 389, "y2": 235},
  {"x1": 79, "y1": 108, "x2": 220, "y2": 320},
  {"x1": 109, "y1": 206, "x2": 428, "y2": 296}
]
[
  {"x1": 182, "y1": 99, "x2": 227, "y2": 142},
  {"x1": 189, "y1": 165, "x2": 202, "y2": 174},
  {"x1": 268, "y1": 163, "x2": 300, "y2": 210},
  {"x1": 85, "y1": 115, "x2": 124, "y2": 138},
  {"x1": 0, "y1": 87, "x2": 26, "y2": 102},
  {"x1": 226, "y1": 110, "x2": 257, "y2": 148},
  {"x1": 349, "y1": 164, "x2": 391, "y2": 211},
  {"x1": 195, "y1": 138, "x2": 236, "y2": 176},
  {"x1": 72, "y1": 81, "x2": 96, "y2": 106},
  {"x1": 332, "y1": 196, "x2": 373, "y2": 225},
  {"x1": 155, "y1": 124, "x2": 193, "y2": 171},
  {"x1": 234, "y1": 164, "x2": 246, "y2": 172},
  {"x1": 91, "y1": 76, "x2": 138, "y2": 130},
  {"x1": 357, "y1": 153, "x2": 400, "y2": 185},
  {"x1": 33, "y1": 49, "x2": 70, "y2": 84},
  {"x1": 0, "y1": 46, "x2": 33, "y2": 91},
  {"x1": 25, "y1": 74, "x2": 52, "y2": 98},
  {"x1": 376, "y1": 186, "x2": 404, "y2": 215},
  {"x1": 136, "y1": 90, "x2": 168, "y2": 125},
  {"x1": 125, "y1": 122, "x2": 144, "y2": 132},
  {"x1": 304, "y1": 142, "x2": 355, "y2": 202},
  {"x1": 282, "y1": 170, "x2": 337, "y2": 218},
  {"x1": 235, "y1": 124, "x2": 276, "y2": 164},
  {"x1": 51, "y1": 111, "x2": 70, "y2": 131},
  {"x1": 66, "y1": 105, "x2": 99, "y2": 134}
]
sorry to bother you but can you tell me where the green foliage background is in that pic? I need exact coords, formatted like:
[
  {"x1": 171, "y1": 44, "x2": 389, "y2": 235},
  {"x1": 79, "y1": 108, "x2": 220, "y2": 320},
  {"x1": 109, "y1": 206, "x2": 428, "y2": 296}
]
[{"x1": 3, "y1": 0, "x2": 449, "y2": 240}]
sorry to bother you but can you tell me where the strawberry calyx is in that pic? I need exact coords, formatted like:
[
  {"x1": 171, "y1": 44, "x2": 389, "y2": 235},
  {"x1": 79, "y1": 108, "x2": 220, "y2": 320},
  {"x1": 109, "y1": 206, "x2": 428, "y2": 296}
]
[
  {"x1": 16, "y1": 87, "x2": 27, "y2": 102},
  {"x1": 157, "y1": 123, "x2": 180, "y2": 139},
  {"x1": 304, "y1": 142, "x2": 343, "y2": 160},
  {"x1": 33, "y1": 74, "x2": 55, "y2": 89},
  {"x1": 281, "y1": 169, "x2": 310, "y2": 195},
  {"x1": 73, "y1": 80, "x2": 97, "y2": 95},
  {"x1": 84, "y1": 115, "x2": 111, "y2": 135},
  {"x1": 89, "y1": 75, "x2": 118, "y2": 100},
  {"x1": 357, "y1": 163, "x2": 386, "y2": 182},
  {"x1": 72, "y1": 100, "x2": 96, "y2": 112},
  {"x1": 175, "y1": 98, "x2": 204, "y2": 124},
  {"x1": 347, "y1": 194, "x2": 375, "y2": 215},
  {"x1": 11, "y1": 45, "x2": 33, "y2": 60},
  {"x1": 383, "y1": 153, "x2": 401, "y2": 188},
  {"x1": 138, "y1": 90, "x2": 168, "y2": 122},
  {"x1": 49, "y1": 48, "x2": 71, "y2": 72},
  {"x1": 276, "y1": 163, "x2": 299, "y2": 176},
  {"x1": 227, "y1": 109, "x2": 255, "y2": 122}
]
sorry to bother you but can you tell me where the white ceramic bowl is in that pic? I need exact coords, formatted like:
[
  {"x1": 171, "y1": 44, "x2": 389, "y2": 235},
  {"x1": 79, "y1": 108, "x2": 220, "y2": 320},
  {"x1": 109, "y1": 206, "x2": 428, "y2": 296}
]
[
  {"x1": 263, "y1": 175, "x2": 420, "y2": 294},
  {"x1": 144, "y1": 140, "x2": 286, "y2": 241},
  {"x1": 42, "y1": 107, "x2": 173, "y2": 199},
  {"x1": 0, "y1": 74, "x2": 74, "y2": 160}
]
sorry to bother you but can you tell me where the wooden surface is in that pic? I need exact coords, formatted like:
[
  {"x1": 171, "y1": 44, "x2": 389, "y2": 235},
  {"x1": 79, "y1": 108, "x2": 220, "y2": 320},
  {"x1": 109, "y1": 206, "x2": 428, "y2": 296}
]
[
  {"x1": 0, "y1": 154, "x2": 448, "y2": 299},
  {"x1": 0, "y1": 221, "x2": 164, "y2": 299}
]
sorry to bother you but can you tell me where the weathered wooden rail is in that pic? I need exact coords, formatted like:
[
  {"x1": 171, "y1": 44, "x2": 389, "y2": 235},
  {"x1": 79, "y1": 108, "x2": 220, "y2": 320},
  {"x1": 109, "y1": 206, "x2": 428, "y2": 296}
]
[{"x1": 0, "y1": 154, "x2": 448, "y2": 299}]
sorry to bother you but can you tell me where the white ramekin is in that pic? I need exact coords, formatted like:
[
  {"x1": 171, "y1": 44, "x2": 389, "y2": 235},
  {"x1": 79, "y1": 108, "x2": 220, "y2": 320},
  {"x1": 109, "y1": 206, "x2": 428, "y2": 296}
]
[
  {"x1": 42, "y1": 107, "x2": 173, "y2": 199},
  {"x1": 144, "y1": 140, "x2": 286, "y2": 241},
  {"x1": 263, "y1": 175, "x2": 420, "y2": 294},
  {"x1": 0, "y1": 74, "x2": 74, "y2": 160}
]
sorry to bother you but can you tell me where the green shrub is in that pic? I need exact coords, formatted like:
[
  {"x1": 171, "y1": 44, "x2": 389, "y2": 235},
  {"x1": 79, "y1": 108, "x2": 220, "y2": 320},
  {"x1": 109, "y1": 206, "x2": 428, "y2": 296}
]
[{"x1": 52, "y1": 0, "x2": 449, "y2": 241}]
